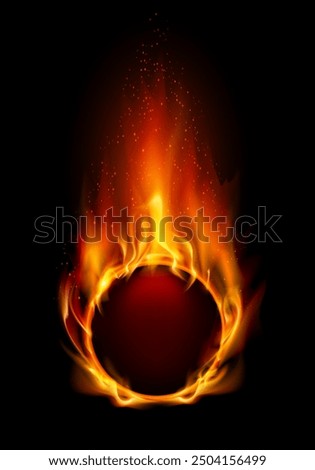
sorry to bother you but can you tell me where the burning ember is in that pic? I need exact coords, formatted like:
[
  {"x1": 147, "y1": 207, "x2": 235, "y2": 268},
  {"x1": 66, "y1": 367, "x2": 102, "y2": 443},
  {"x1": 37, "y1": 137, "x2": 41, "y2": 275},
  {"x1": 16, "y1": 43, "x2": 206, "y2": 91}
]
[{"x1": 59, "y1": 33, "x2": 263, "y2": 407}]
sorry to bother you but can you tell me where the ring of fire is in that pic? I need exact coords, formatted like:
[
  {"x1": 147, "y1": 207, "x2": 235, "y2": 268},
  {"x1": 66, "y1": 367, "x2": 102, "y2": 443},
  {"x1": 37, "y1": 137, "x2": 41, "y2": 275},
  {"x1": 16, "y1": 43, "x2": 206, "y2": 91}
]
[{"x1": 61, "y1": 254, "x2": 249, "y2": 408}]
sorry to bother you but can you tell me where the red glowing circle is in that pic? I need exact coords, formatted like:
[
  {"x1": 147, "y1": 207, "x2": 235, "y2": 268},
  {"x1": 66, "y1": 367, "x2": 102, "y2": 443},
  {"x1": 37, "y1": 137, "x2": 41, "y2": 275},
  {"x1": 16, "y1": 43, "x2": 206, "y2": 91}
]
[{"x1": 92, "y1": 267, "x2": 221, "y2": 395}]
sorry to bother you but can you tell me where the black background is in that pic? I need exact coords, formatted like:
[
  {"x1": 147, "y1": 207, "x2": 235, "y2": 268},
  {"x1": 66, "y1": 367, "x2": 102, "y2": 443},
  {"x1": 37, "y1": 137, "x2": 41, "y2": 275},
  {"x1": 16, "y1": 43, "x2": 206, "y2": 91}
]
[{"x1": 6, "y1": 4, "x2": 312, "y2": 449}]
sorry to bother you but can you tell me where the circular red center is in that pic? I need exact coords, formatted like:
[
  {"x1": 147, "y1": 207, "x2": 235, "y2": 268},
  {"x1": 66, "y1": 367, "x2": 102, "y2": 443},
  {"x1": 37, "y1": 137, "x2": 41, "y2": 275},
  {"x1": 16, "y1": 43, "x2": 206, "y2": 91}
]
[{"x1": 92, "y1": 267, "x2": 221, "y2": 395}]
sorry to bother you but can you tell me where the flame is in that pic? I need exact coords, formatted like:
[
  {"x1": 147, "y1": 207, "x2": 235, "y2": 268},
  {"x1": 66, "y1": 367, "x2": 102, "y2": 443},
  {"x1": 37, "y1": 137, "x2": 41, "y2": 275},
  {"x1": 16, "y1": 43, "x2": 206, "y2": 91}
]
[{"x1": 60, "y1": 44, "x2": 263, "y2": 407}]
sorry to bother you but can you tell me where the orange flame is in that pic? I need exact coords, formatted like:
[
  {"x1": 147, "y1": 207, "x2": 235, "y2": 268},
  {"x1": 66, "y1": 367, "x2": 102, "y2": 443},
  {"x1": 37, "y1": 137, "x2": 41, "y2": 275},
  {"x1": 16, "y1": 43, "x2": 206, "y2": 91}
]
[{"x1": 60, "y1": 46, "x2": 263, "y2": 407}]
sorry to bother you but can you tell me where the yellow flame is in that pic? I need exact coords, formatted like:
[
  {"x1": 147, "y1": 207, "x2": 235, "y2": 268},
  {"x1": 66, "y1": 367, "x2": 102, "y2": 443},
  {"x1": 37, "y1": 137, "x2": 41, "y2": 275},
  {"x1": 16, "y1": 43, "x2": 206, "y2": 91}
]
[{"x1": 59, "y1": 56, "x2": 263, "y2": 408}]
